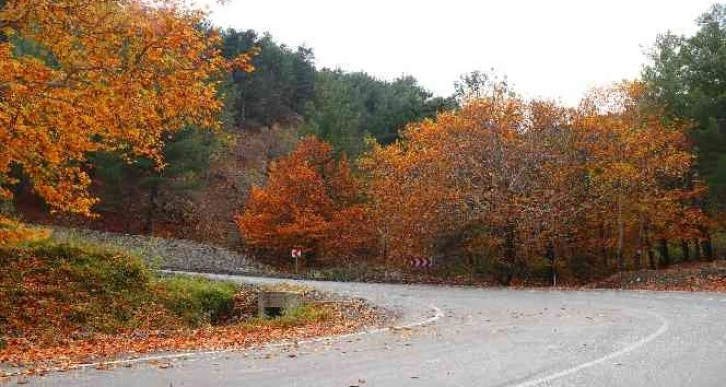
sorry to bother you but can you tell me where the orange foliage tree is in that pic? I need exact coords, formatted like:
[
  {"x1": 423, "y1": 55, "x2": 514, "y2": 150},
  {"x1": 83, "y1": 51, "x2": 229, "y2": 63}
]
[
  {"x1": 362, "y1": 81, "x2": 702, "y2": 282},
  {"x1": 0, "y1": 0, "x2": 255, "y2": 224},
  {"x1": 236, "y1": 137, "x2": 373, "y2": 264},
  {"x1": 574, "y1": 82, "x2": 698, "y2": 271},
  {"x1": 362, "y1": 88, "x2": 573, "y2": 279}
]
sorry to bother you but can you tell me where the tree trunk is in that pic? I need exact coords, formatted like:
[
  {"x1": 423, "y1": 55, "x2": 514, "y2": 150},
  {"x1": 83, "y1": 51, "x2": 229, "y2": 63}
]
[
  {"x1": 546, "y1": 242, "x2": 556, "y2": 287},
  {"x1": 694, "y1": 238, "x2": 702, "y2": 261},
  {"x1": 505, "y1": 227, "x2": 516, "y2": 261},
  {"x1": 617, "y1": 199, "x2": 625, "y2": 271},
  {"x1": 381, "y1": 225, "x2": 389, "y2": 265},
  {"x1": 599, "y1": 224, "x2": 608, "y2": 269},
  {"x1": 700, "y1": 228, "x2": 714, "y2": 261},
  {"x1": 499, "y1": 225, "x2": 517, "y2": 285},
  {"x1": 680, "y1": 239, "x2": 690, "y2": 262},
  {"x1": 144, "y1": 185, "x2": 159, "y2": 235},
  {"x1": 634, "y1": 250, "x2": 642, "y2": 270},
  {"x1": 647, "y1": 249, "x2": 656, "y2": 270},
  {"x1": 239, "y1": 82, "x2": 248, "y2": 124},
  {"x1": 644, "y1": 223, "x2": 655, "y2": 269},
  {"x1": 703, "y1": 235, "x2": 714, "y2": 261},
  {"x1": 659, "y1": 238, "x2": 670, "y2": 268},
  {"x1": 634, "y1": 221, "x2": 644, "y2": 270}
]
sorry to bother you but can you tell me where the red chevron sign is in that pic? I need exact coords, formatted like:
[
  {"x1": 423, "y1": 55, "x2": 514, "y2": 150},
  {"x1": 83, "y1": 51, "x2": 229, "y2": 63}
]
[{"x1": 410, "y1": 257, "x2": 434, "y2": 268}]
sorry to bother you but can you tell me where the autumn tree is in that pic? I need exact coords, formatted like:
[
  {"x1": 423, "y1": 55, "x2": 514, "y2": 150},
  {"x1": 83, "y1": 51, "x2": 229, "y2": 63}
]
[
  {"x1": 362, "y1": 81, "x2": 700, "y2": 283},
  {"x1": 0, "y1": 0, "x2": 255, "y2": 233},
  {"x1": 453, "y1": 70, "x2": 511, "y2": 104},
  {"x1": 236, "y1": 137, "x2": 373, "y2": 265},
  {"x1": 574, "y1": 83, "x2": 698, "y2": 270},
  {"x1": 362, "y1": 85, "x2": 535, "y2": 280}
]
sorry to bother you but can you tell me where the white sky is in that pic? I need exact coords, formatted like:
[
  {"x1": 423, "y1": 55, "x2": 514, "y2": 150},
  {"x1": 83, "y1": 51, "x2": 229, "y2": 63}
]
[{"x1": 198, "y1": 0, "x2": 714, "y2": 106}]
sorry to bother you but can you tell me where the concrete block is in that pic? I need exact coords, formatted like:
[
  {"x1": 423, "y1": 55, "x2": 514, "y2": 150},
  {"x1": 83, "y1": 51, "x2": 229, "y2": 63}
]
[{"x1": 258, "y1": 291, "x2": 304, "y2": 317}]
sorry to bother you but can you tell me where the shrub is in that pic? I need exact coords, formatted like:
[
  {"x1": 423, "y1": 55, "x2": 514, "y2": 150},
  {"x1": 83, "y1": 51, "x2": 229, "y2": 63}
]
[
  {"x1": 247, "y1": 304, "x2": 332, "y2": 328},
  {"x1": 0, "y1": 217, "x2": 50, "y2": 246},
  {"x1": 155, "y1": 276, "x2": 239, "y2": 326}
]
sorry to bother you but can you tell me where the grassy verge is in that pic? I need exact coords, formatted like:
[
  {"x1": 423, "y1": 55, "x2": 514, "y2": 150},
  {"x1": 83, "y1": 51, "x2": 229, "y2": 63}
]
[
  {"x1": 0, "y1": 242, "x2": 240, "y2": 342},
  {"x1": 0, "y1": 241, "x2": 375, "y2": 372},
  {"x1": 154, "y1": 275, "x2": 239, "y2": 326},
  {"x1": 244, "y1": 303, "x2": 332, "y2": 329}
]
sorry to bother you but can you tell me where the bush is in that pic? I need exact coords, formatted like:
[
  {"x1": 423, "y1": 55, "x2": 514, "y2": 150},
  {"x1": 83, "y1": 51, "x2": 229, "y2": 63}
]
[
  {"x1": 155, "y1": 276, "x2": 239, "y2": 326},
  {"x1": 0, "y1": 217, "x2": 50, "y2": 246},
  {"x1": 247, "y1": 304, "x2": 331, "y2": 328},
  {"x1": 281, "y1": 304, "x2": 330, "y2": 322}
]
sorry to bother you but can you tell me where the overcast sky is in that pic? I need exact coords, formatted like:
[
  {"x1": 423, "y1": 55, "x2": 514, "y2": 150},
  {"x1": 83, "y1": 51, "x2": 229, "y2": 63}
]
[{"x1": 199, "y1": 0, "x2": 714, "y2": 105}]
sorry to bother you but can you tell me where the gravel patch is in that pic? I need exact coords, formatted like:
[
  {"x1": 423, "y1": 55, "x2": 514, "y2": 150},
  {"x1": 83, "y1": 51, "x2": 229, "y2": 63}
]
[{"x1": 49, "y1": 227, "x2": 274, "y2": 275}]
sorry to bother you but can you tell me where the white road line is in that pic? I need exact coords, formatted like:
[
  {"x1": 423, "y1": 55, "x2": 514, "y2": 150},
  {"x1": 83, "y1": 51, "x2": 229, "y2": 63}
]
[
  {"x1": 512, "y1": 310, "x2": 670, "y2": 387},
  {"x1": 285, "y1": 304, "x2": 443, "y2": 345}
]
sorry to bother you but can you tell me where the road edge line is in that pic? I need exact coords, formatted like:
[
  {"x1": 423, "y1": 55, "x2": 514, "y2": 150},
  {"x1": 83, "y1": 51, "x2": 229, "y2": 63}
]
[{"x1": 512, "y1": 309, "x2": 670, "y2": 387}]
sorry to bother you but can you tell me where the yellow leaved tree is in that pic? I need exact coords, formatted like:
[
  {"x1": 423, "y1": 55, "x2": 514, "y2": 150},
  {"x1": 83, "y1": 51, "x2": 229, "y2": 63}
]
[{"x1": 0, "y1": 0, "x2": 254, "y2": 242}]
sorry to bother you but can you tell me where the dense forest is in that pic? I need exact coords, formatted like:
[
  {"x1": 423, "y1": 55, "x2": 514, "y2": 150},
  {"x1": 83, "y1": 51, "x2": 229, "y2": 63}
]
[
  {"x1": 6, "y1": 22, "x2": 455, "y2": 243},
  {"x1": 1, "y1": 0, "x2": 725, "y2": 284},
  {"x1": 220, "y1": 28, "x2": 456, "y2": 154}
]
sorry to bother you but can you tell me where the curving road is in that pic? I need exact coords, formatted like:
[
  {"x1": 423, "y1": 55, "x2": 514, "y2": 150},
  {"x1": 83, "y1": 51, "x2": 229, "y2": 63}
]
[{"x1": 19, "y1": 274, "x2": 726, "y2": 386}]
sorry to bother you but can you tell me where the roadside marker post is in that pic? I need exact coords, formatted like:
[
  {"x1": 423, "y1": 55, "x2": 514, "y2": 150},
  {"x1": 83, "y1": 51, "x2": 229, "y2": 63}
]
[{"x1": 291, "y1": 248, "x2": 302, "y2": 274}]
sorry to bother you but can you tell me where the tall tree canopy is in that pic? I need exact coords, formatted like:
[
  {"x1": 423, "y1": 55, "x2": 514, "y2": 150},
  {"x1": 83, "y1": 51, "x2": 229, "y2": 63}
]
[
  {"x1": 221, "y1": 29, "x2": 315, "y2": 128},
  {"x1": 362, "y1": 82, "x2": 699, "y2": 282},
  {"x1": 643, "y1": 3, "x2": 726, "y2": 215},
  {"x1": 305, "y1": 69, "x2": 456, "y2": 156},
  {"x1": 0, "y1": 0, "x2": 254, "y2": 217}
]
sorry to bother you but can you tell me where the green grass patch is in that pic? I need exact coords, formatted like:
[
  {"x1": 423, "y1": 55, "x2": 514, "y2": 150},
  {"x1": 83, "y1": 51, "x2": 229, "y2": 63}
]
[
  {"x1": 246, "y1": 304, "x2": 332, "y2": 328},
  {"x1": 154, "y1": 276, "x2": 238, "y2": 326}
]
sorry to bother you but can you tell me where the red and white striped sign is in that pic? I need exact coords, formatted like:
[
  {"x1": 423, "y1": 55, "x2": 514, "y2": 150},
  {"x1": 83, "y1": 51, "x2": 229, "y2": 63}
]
[
  {"x1": 410, "y1": 257, "x2": 433, "y2": 268},
  {"x1": 291, "y1": 248, "x2": 302, "y2": 258}
]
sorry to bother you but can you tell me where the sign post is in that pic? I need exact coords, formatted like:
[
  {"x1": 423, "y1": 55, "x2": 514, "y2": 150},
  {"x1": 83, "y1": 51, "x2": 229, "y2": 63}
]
[{"x1": 291, "y1": 248, "x2": 302, "y2": 274}]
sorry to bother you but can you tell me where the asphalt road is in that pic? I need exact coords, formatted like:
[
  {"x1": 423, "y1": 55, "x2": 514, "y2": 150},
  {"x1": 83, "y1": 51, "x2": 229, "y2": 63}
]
[{"x1": 17, "y1": 274, "x2": 726, "y2": 386}]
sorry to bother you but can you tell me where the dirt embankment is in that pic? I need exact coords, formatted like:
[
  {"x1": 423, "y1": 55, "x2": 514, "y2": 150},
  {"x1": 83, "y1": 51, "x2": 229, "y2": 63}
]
[{"x1": 589, "y1": 260, "x2": 726, "y2": 292}]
